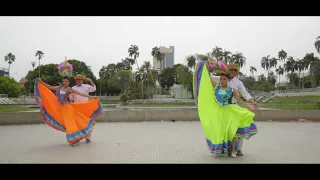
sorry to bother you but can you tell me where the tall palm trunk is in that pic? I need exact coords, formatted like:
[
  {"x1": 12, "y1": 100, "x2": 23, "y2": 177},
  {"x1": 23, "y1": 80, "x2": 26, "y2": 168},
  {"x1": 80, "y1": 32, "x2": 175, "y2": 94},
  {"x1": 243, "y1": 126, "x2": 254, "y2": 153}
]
[
  {"x1": 302, "y1": 71, "x2": 305, "y2": 89},
  {"x1": 38, "y1": 58, "x2": 41, "y2": 78},
  {"x1": 8, "y1": 64, "x2": 11, "y2": 76},
  {"x1": 284, "y1": 61, "x2": 286, "y2": 82},
  {"x1": 298, "y1": 71, "x2": 301, "y2": 89},
  {"x1": 291, "y1": 69, "x2": 294, "y2": 87},
  {"x1": 135, "y1": 58, "x2": 139, "y2": 71}
]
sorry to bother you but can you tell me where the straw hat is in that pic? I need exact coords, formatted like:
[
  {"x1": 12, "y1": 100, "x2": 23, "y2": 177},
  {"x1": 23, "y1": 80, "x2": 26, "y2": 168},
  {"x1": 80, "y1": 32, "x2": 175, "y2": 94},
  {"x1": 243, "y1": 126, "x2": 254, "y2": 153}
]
[
  {"x1": 226, "y1": 64, "x2": 240, "y2": 72},
  {"x1": 74, "y1": 74, "x2": 86, "y2": 80}
]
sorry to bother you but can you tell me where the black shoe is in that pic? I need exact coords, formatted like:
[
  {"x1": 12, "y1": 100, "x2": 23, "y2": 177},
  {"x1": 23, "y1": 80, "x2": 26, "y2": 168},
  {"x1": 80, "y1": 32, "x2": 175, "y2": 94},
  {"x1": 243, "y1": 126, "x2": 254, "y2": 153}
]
[
  {"x1": 86, "y1": 139, "x2": 91, "y2": 143},
  {"x1": 236, "y1": 150, "x2": 243, "y2": 156}
]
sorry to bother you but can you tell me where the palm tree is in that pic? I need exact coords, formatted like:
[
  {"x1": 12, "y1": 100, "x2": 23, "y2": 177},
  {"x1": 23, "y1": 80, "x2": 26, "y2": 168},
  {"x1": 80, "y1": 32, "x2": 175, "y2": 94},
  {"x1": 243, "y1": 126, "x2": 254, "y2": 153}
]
[
  {"x1": 205, "y1": 52, "x2": 214, "y2": 60},
  {"x1": 186, "y1": 55, "x2": 196, "y2": 70},
  {"x1": 231, "y1": 52, "x2": 246, "y2": 67},
  {"x1": 315, "y1": 36, "x2": 320, "y2": 54},
  {"x1": 128, "y1": 45, "x2": 140, "y2": 70},
  {"x1": 269, "y1": 57, "x2": 278, "y2": 70},
  {"x1": 31, "y1": 61, "x2": 36, "y2": 70},
  {"x1": 294, "y1": 60, "x2": 304, "y2": 88},
  {"x1": 285, "y1": 56, "x2": 296, "y2": 86},
  {"x1": 276, "y1": 66, "x2": 284, "y2": 87},
  {"x1": 136, "y1": 61, "x2": 154, "y2": 99},
  {"x1": 249, "y1": 66, "x2": 257, "y2": 78},
  {"x1": 151, "y1": 46, "x2": 163, "y2": 72},
  {"x1": 4, "y1": 53, "x2": 15, "y2": 76},
  {"x1": 278, "y1": 49, "x2": 287, "y2": 79},
  {"x1": 261, "y1": 55, "x2": 271, "y2": 72},
  {"x1": 35, "y1": 51, "x2": 44, "y2": 78},
  {"x1": 222, "y1": 50, "x2": 232, "y2": 64},
  {"x1": 195, "y1": 54, "x2": 209, "y2": 61},
  {"x1": 211, "y1": 46, "x2": 223, "y2": 60},
  {"x1": 302, "y1": 53, "x2": 320, "y2": 88}
]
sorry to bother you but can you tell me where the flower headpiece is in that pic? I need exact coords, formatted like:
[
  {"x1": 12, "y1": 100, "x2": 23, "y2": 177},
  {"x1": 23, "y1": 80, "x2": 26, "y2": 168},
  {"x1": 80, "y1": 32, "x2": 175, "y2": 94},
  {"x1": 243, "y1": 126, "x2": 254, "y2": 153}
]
[
  {"x1": 207, "y1": 60, "x2": 229, "y2": 76},
  {"x1": 57, "y1": 56, "x2": 73, "y2": 77}
]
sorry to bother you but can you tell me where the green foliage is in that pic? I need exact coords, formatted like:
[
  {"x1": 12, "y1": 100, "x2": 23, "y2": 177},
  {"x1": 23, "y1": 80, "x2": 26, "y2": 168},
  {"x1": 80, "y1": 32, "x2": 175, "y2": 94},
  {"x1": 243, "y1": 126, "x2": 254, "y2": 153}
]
[
  {"x1": 108, "y1": 70, "x2": 132, "y2": 92},
  {"x1": 0, "y1": 76, "x2": 20, "y2": 98},
  {"x1": 158, "y1": 68, "x2": 176, "y2": 89},
  {"x1": 23, "y1": 60, "x2": 96, "y2": 93}
]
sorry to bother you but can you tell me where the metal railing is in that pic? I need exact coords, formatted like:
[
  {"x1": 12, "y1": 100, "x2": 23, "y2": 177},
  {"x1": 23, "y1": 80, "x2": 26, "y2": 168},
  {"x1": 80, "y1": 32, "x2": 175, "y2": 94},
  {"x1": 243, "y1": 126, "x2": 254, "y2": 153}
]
[{"x1": 261, "y1": 100, "x2": 320, "y2": 110}]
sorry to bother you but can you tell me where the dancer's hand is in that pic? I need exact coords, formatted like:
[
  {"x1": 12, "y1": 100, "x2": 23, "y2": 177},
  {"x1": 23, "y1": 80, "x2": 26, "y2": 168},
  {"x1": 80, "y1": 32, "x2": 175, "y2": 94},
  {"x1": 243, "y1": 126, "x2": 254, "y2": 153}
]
[
  {"x1": 85, "y1": 78, "x2": 93, "y2": 83},
  {"x1": 251, "y1": 101, "x2": 260, "y2": 109},
  {"x1": 248, "y1": 106, "x2": 256, "y2": 112}
]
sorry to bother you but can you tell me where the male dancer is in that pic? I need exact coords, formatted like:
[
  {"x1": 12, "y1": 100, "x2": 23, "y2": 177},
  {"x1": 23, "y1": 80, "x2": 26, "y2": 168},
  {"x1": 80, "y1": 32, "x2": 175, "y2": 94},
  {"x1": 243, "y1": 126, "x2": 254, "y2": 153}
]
[
  {"x1": 210, "y1": 64, "x2": 259, "y2": 156},
  {"x1": 227, "y1": 64, "x2": 259, "y2": 156},
  {"x1": 72, "y1": 74, "x2": 97, "y2": 143}
]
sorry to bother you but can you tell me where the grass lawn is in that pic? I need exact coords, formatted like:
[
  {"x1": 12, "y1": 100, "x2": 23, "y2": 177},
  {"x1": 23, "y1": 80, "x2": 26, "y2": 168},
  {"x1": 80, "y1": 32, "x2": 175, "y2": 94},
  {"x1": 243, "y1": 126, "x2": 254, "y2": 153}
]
[
  {"x1": 260, "y1": 96, "x2": 320, "y2": 110},
  {"x1": 122, "y1": 103, "x2": 196, "y2": 107},
  {"x1": 0, "y1": 105, "x2": 34, "y2": 112},
  {"x1": 100, "y1": 99, "x2": 120, "y2": 104}
]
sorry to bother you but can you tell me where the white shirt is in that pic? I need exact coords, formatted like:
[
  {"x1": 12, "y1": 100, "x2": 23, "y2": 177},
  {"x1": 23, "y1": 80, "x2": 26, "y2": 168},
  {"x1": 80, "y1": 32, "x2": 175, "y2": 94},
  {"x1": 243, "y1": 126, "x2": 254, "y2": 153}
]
[
  {"x1": 229, "y1": 77, "x2": 252, "y2": 104},
  {"x1": 72, "y1": 84, "x2": 96, "y2": 102}
]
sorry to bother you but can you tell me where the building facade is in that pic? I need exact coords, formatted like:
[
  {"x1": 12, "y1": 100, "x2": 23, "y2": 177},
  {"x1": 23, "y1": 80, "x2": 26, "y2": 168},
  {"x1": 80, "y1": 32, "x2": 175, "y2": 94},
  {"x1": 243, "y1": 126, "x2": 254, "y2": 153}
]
[
  {"x1": 0, "y1": 67, "x2": 9, "y2": 77},
  {"x1": 153, "y1": 46, "x2": 175, "y2": 72}
]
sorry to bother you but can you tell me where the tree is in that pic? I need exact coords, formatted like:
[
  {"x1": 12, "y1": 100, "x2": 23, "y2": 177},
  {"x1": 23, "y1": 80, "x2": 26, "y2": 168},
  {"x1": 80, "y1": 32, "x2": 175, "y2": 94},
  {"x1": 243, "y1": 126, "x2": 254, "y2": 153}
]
[
  {"x1": 0, "y1": 76, "x2": 21, "y2": 98},
  {"x1": 108, "y1": 70, "x2": 132, "y2": 93},
  {"x1": 315, "y1": 36, "x2": 320, "y2": 54},
  {"x1": 31, "y1": 61, "x2": 36, "y2": 70},
  {"x1": 231, "y1": 52, "x2": 246, "y2": 67},
  {"x1": 4, "y1": 53, "x2": 15, "y2": 76},
  {"x1": 269, "y1": 57, "x2": 278, "y2": 70},
  {"x1": 173, "y1": 64, "x2": 193, "y2": 97},
  {"x1": 295, "y1": 60, "x2": 304, "y2": 88},
  {"x1": 278, "y1": 49, "x2": 287, "y2": 79},
  {"x1": 276, "y1": 66, "x2": 284, "y2": 86},
  {"x1": 302, "y1": 53, "x2": 320, "y2": 88},
  {"x1": 249, "y1": 66, "x2": 257, "y2": 77},
  {"x1": 135, "y1": 61, "x2": 156, "y2": 99},
  {"x1": 186, "y1": 55, "x2": 196, "y2": 70},
  {"x1": 158, "y1": 68, "x2": 176, "y2": 89},
  {"x1": 24, "y1": 63, "x2": 61, "y2": 93},
  {"x1": 267, "y1": 71, "x2": 277, "y2": 86},
  {"x1": 99, "y1": 63, "x2": 118, "y2": 79},
  {"x1": 261, "y1": 55, "x2": 271, "y2": 72},
  {"x1": 195, "y1": 54, "x2": 209, "y2": 61},
  {"x1": 35, "y1": 51, "x2": 44, "y2": 78},
  {"x1": 151, "y1": 46, "x2": 163, "y2": 72},
  {"x1": 286, "y1": 73, "x2": 299, "y2": 87},
  {"x1": 284, "y1": 56, "x2": 296, "y2": 86},
  {"x1": 128, "y1": 45, "x2": 140, "y2": 70},
  {"x1": 211, "y1": 46, "x2": 223, "y2": 60},
  {"x1": 222, "y1": 50, "x2": 232, "y2": 64}
]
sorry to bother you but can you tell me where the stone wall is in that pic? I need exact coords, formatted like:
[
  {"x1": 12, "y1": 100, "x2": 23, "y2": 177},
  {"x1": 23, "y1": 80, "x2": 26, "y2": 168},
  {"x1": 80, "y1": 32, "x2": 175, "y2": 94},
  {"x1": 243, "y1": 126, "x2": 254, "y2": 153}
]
[{"x1": 0, "y1": 109, "x2": 319, "y2": 125}]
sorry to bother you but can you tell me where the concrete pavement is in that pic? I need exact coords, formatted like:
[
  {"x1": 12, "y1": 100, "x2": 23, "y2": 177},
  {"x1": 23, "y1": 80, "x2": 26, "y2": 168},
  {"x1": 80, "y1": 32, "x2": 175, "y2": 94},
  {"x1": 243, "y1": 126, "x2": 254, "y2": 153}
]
[{"x1": 0, "y1": 121, "x2": 319, "y2": 163}]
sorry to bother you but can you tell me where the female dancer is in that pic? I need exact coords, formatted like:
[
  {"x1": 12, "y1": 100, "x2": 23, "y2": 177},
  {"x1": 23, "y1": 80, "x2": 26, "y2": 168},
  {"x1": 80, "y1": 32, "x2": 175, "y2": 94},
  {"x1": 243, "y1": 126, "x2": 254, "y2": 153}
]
[
  {"x1": 193, "y1": 60, "x2": 257, "y2": 158},
  {"x1": 34, "y1": 59, "x2": 103, "y2": 146}
]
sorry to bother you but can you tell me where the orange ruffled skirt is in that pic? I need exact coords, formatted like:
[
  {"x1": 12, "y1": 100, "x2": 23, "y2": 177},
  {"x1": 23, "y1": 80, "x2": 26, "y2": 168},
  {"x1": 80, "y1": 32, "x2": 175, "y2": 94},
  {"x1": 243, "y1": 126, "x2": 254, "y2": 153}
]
[{"x1": 34, "y1": 79, "x2": 103, "y2": 144}]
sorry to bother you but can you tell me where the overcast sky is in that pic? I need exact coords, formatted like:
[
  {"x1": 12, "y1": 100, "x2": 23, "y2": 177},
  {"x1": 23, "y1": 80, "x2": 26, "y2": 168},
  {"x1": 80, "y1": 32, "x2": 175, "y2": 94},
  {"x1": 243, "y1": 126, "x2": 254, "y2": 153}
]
[{"x1": 0, "y1": 16, "x2": 319, "y2": 81}]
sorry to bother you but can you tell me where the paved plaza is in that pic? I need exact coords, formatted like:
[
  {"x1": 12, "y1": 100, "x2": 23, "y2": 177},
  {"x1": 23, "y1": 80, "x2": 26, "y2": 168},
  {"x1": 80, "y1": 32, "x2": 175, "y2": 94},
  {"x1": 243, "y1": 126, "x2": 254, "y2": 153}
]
[{"x1": 0, "y1": 121, "x2": 319, "y2": 163}]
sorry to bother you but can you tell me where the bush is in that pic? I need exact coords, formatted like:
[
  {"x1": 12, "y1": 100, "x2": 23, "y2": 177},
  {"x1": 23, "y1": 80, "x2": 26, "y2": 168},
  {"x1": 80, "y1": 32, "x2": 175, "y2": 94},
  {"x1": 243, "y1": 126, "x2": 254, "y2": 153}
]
[
  {"x1": 316, "y1": 101, "x2": 320, "y2": 109},
  {"x1": 0, "y1": 76, "x2": 21, "y2": 98}
]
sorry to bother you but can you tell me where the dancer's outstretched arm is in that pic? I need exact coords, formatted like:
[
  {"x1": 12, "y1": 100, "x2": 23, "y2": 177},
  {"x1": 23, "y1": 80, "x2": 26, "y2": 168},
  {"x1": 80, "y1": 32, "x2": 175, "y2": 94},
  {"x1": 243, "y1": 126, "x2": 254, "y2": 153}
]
[
  {"x1": 71, "y1": 89, "x2": 96, "y2": 99},
  {"x1": 37, "y1": 79, "x2": 58, "y2": 91},
  {"x1": 206, "y1": 63, "x2": 217, "y2": 87},
  {"x1": 233, "y1": 88, "x2": 255, "y2": 112}
]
